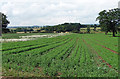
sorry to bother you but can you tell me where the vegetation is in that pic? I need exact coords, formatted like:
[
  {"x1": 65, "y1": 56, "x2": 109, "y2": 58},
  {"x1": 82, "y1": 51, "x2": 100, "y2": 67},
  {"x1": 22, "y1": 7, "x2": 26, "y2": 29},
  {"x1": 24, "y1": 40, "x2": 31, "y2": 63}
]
[
  {"x1": 2, "y1": 33, "x2": 118, "y2": 77},
  {"x1": 8, "y1": 24, "x2": 100, "y2": 34},
  {"x1": 1, "y1": 7, "x2": 119, "y2": 78},
  {"x1": 15, "y1": 28, "x2": 34, "y2": 33},
  {"x1": 87, "y1": 26, "x2": 90, "y2": 33},
  {"x1": 0, "y1": 12, "x2": 10, "y2": 33},
  {"x1": 96, "y1": 8, "x2": 120, "y2": 37},
  {"x1": 93, "y1": 24, "x2": 97, "y2": 31},
  {"x1": 41, "y1": 23, "x2": 99, "y2": 33}
]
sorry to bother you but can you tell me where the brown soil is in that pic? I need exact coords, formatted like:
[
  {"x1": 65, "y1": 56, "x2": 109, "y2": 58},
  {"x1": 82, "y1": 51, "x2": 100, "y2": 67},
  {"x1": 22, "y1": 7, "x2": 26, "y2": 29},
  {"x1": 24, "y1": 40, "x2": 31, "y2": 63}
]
[{"x1": 98, "y1": 44, "x2": 118, "y2": 54}]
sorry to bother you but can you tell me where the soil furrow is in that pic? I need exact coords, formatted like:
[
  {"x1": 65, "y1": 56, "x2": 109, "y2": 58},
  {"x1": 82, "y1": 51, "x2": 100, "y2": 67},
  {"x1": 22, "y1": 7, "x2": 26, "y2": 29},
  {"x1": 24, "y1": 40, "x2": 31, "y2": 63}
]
[{"x1": 82, "y1": 38, "x2": 118, "y2": 73}]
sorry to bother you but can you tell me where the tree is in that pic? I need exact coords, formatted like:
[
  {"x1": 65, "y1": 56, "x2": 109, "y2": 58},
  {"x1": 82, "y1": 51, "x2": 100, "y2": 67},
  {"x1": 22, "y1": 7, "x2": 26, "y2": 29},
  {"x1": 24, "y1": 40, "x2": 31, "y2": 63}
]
[
  {"x1": 23, "y1": 28, "x2": 27, "y2": 33},
  {"x1": 29, "y1": 28, "x2": 33, "y2": 33},
  {"x1": 0, "y1": 12, "x2": 10, "y2": 33},
  {"x1": 16, "y1": 28, "x2": 23, "y2": 32},
  {"x1": 93, "y1": 24, "x2": 97, "y2": 31},
  {"x1": 96, "y1": 8, "x2": 120, "y2": 37},
  {"x1": 87, "y1": 26, "x2": 90, "y2": 33}
]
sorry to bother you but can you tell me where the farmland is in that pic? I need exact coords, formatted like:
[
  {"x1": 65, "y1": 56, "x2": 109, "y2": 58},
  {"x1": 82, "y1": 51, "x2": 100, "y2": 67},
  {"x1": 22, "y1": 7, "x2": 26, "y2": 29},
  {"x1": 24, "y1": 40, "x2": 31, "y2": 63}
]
[
  {"x1": 2, "y1": 33, "x2": 119, "y2": 77},
  {"x1": 2, "y1": 33, "x2": 56, "y2": 39}
]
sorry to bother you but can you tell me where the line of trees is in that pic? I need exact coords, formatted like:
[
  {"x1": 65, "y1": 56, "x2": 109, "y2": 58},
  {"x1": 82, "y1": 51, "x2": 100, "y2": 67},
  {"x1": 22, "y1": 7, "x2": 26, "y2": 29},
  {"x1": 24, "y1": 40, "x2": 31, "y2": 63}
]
[
  {"x1": 41, "y1": 23, "x2": 99, "y2": 33},
  {"x1": 10, "y1": 28, "x2": 34, "y2": 33},
  {"x1": 41, "y1": 23, "x2": 81, "y2": 33}
]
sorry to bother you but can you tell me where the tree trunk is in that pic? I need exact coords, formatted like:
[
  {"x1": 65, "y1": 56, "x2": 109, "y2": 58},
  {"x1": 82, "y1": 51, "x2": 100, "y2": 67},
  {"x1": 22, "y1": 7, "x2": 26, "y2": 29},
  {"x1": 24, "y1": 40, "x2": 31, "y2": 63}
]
[
  {"x1": 115, "y1": 30, "x2": 117, "y2": 34},
  {"x1": 111, "y1": 23, "x2": 116, "y2": 37},
  {"x1": 105, "y1": 31, "x2": 108, "y2": 35},
  {"x1": 113, "y1": 30, "x2": 115, "y2": 37}
]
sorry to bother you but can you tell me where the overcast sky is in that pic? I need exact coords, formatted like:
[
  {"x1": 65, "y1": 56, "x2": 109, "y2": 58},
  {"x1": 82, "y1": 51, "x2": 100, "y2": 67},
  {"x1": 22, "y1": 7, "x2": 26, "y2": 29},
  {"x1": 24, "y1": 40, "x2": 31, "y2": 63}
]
[{"x1": 0, "y1": 0, "x2": 119, "y2": 26}]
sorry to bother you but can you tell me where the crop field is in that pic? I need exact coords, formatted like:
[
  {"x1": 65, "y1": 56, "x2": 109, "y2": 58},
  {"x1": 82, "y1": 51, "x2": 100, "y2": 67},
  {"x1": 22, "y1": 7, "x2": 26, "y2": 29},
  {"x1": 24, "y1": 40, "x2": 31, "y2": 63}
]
[{"x1": 2, "y1": 33, "x2": 119, "y2": 77}]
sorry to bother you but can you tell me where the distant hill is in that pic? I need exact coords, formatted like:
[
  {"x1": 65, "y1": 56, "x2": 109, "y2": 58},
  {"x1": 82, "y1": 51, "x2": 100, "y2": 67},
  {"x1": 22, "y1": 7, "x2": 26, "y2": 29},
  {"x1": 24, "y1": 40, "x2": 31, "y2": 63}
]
[{"x1": 7, "y1": 25, "x2": 42, "y2": 28}]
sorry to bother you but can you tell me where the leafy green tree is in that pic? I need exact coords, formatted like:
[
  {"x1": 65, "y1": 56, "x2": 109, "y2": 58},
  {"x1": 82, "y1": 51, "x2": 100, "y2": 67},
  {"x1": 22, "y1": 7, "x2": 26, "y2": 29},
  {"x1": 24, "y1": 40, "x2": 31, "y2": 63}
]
[
  {"x1": 96, "y1": 8, "x2": 120, "y2": 37},
  {"x1": 23, "y1": 28, "x2": 27, "y2": 33},
  {"x1": 87, "y1": 26, "x2": 90, "y2": 33},
  {"x1": 10, "y1": 29, "x2": 14, "y2": 33},
  {"x1": 93, "y1": 24, "x2": 97, "y2": 31},
  {"x1": 0, "y1": 12, "x2": 10, "y2": 33},
  {"x1": 16, "y1": 28, "x2": 23, "y2": 32},
  {"x1": 29, "y1": 28, "x2": 33, "y2": 33}
]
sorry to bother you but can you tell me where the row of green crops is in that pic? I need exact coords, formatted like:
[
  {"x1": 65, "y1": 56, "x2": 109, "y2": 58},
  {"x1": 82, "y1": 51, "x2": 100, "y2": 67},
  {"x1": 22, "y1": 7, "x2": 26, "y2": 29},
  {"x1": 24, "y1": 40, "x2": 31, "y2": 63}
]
[
  {"x1": 81, "y1": 34, "x2": 118, "y2": 70},
  {"x1": 2, "y1": 33, "x2": 118, "y2": 77},
  {"x1": 83, "y1": 33, "x2": 118, "y2": 52},
  {"x1": 2, "y1": 34, "x2": 69, "y2": 51}
]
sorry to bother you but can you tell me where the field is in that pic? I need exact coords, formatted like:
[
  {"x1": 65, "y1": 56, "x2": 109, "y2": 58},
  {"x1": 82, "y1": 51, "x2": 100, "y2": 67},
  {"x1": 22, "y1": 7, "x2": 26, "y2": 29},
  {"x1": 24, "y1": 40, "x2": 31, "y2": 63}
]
[
  {"x1": 2, "y1": 33, "x2": 55, "y2": 39},
  {"x1": 2, "y1": 33, "x2": 119, "y2": 77}
]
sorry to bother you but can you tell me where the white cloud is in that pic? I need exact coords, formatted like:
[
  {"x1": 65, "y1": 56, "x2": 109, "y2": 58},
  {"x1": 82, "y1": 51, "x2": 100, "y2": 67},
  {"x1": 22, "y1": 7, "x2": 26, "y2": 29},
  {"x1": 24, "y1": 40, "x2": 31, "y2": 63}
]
[{"x1": 0, "y1": 0, "x2": 119, "y2": 26}]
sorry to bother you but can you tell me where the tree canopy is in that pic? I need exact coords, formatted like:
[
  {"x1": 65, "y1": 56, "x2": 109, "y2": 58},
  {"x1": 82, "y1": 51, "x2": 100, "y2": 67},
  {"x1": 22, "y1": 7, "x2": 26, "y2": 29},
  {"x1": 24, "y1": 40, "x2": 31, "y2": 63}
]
[
  {"x1": 1, "y1": 12, "x2": 10, "y2": 28},
  {"x1": 0, "y1": 12, "x2": 10, "y2": 33},
  {"x1": 96, "y1": 8, "x2": 120, "y2": 36}
]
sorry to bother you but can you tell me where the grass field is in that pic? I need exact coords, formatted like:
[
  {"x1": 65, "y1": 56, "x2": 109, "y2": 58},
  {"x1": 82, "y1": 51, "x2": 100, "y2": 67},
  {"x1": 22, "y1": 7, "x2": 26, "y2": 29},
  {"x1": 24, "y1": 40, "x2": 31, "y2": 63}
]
[{"x1": 2, "y1": 33, "x2": 119, "y2": 77}]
